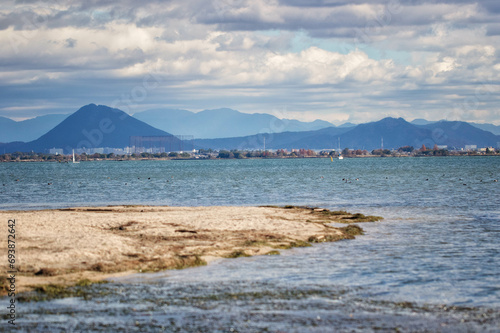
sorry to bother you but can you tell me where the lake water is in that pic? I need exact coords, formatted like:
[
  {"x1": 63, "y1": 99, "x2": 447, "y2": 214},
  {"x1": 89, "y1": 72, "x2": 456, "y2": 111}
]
[{"x1": 1, "y1": 157, "x2": 499, "y2": 332}]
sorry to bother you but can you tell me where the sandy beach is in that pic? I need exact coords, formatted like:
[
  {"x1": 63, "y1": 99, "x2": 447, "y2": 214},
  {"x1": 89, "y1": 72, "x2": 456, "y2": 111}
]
[{"x1": 0, "y1": 206, "x2": 378, "y2": 293}]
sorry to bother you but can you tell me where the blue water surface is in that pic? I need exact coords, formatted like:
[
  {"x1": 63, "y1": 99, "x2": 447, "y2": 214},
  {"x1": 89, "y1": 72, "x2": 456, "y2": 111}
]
[{"x1": 2, "y1": 157, "x2": 499, "y2": 332}]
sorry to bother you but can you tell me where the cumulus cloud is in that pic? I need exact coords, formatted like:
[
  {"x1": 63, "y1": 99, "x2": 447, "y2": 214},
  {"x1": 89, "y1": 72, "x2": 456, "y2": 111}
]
[{"x1": 0, "y1": 0, "x2": 499, "y2": 124}]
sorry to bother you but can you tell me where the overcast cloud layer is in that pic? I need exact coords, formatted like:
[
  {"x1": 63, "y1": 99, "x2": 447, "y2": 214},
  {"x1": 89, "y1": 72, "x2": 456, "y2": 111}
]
[{"x1": 1, "y1": 0, "x2": 499, "y2": 124}]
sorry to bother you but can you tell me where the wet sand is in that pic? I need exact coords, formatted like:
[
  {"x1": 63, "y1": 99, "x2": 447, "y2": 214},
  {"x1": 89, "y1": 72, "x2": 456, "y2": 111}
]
[{"x1": 0, "y1": 206, "x2": 376, "y2": 293}]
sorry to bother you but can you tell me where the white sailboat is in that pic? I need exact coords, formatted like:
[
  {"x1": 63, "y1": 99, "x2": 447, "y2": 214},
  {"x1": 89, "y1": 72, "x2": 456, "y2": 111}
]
[
  {"x1": 72, "y1": 149, "x2": 80, "y2": 164},
  {"x1": 338, "y1": 137, "x2": 343, "y2": 160}
]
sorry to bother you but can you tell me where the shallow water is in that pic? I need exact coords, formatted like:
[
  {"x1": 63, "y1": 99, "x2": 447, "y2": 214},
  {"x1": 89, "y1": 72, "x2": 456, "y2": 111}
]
[{"x1": 2, "y1": 157, "x2": 499, "y2": 331}]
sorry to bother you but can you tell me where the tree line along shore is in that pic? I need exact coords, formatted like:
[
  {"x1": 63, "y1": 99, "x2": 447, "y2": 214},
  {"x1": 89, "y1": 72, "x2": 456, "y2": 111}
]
[{"x1": 0, "y1": 145, "x2": 499, "y2": 162}]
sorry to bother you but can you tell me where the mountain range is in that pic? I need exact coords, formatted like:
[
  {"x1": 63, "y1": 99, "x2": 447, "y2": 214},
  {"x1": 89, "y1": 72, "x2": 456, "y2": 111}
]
[
  {"x1": 133, "y1": 108, "x2": 336, "y2": 138},
  {"x1": 195, "y1": 117, "x2": 500, "y2": 151},
  {"x1": 2, "y1": 106, "x2": 500, "y2": 144},
  {"x1": 411, "y1": 119, "x2": 500, "y2": 135},
  {"x1": 0, "y1": 104, "x2": 499, "y2": 153}
]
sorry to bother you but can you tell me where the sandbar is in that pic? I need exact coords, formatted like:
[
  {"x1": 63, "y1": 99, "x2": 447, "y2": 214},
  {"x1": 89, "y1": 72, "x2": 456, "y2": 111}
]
[{"x1": 0, "y1": 205, "x2": 378, "y2": 293}]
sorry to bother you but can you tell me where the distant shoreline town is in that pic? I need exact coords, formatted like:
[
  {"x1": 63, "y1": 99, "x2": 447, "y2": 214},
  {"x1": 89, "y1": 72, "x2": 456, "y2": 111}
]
[{"x1": 1, "y1": 145, "x2": 498, "y2": 162}]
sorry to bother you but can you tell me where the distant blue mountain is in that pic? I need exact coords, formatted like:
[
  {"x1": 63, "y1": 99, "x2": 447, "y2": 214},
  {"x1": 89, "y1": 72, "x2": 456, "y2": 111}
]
[
  {"x1": 411, "y1": 118, "x2": 500, "y2": 135},
  {"x1": 338, "y1": 122, "x2": 357, "y2": 128},
  {"x1": 1, "y1": 106, "x2": 499, "y2": 153},
  {"x1": 196, "y1": 117, "x2": 500, "y2": 151},
  {"x1": 0, "y1": 114, "x2": 69, "y2": 142},
  {"x1": 415, "y1": 121, "x2": 500, "y2": 148},
  {"x1": 411, "y1": 119, "x2": 437, "y2": 126},
  {"x1": 196, "y1": 126, "x2": 351, "y2": 150},
  {"x1": 468, "y1": 122, "x2": 500, "y2": 135},
  {"x1": 338, "y1": 117, "x2": 431, "y2": 150},
  {"x1": 133, "y1": 108, "x2": 334, "y2": 138},
  {"x1": 0, "y1": 116, "x2": 16, "y2": 129},
  {"x1": 1, "y1": 104, "x2": 172, "y2": 153}
]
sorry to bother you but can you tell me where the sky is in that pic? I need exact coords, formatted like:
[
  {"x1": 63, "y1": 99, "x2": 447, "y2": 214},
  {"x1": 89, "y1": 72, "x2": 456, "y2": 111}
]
[{"x1": 0, "y1": 0, "x2": 499, "y2": 125}]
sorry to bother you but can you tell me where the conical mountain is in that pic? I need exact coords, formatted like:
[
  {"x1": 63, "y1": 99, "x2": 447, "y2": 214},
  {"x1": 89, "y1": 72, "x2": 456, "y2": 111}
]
[{"x1": 24, "y1": 104, "x2": 172, "y2": 153}]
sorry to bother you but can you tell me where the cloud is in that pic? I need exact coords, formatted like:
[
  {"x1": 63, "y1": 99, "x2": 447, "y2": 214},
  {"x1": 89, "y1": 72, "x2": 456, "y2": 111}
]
[
  {"x1": 0, "y1": 0, "x2": 498, "y2": 125},
  {"x1": 64, "y1": 37, "x2": 76, "y2": 48}
]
